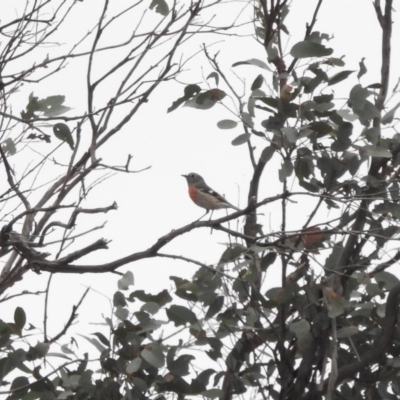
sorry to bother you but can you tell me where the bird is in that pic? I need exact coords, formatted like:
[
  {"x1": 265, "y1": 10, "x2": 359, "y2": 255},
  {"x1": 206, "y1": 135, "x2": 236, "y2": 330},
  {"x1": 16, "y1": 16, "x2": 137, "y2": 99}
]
[
  {"x1": 53, "y1": 123, "x2": 74, "y2": 150},
  {"x1": 182, "y1": 172, "x2": 239, "y2": 220}
]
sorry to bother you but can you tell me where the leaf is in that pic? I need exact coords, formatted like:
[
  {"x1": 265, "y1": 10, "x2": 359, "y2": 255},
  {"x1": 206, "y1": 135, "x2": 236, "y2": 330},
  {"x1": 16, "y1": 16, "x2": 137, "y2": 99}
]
[
  {"x1": 381, "y1": 102, "x2": 400, "y2": 125},
  {"x1": 251, "y1": 74, "x2": 264, "y2": 90},
  {"x1": 118, "y1": 271, "x2": 134, "y2": 290},
  {"x1": 217, "y1": 120, "x2": 237, "y2": 129},
  {"x1": 281, "y1": 127, "x2": 297, "y2": 144},
  {"x1": 149, "y1": 0, "x2": 169, "y2": 16},
  {"x1": 128, "y1": 289, "x2": 172, "y2": 306},
  {"x1": 168, "y1": 354, "x2": 195, "y2": 376},
  {"x1": 166, "y1": 305, "x2": 197, "y2": 326},
  {"x1": 357, "y1": 57, "x2": 367, "y2": 79},
  {"x1": 9, "y1": 376, "x2": 29, "y2": 399},
  {"x1": 241, "y1": 112, "x2": 254, "y2": 128},
  {"x1": 126, "y1": 358, "x2": 142, "y2": 374},
  {"x1": 91, "y1": 332, "x2": 110, "y2": 347},
  {"x1": 207, "y1": 72, "x2": 219, "y2": 86},
  {"x1": 231, "y1": 133, "x2": 250, "y2": 146},
  {"x1": 337, "y1": 326, "x2": 359, "y2": 338},
  {"x1": 324, "y1": 242, "x2": 343, "y2": 271},
  {"x1": 184, "y1": 89, "x2": 226, "y2": 110},
  {"x1": 38, "y1": 96, "x2": 71, "y2": 117},
  {"x1": 2, "y1": 138, "x2": 16, "y2": 156},
  {"x1": 290, "y1": 41, "x2": 333, "y2": 58},
  {"x1": 205, "y1": 296, "x2": 224, "y2": 319},
  {"x1": 220, "y1": 244, "x2": 247, "y2": 263},
  {"x1": 323, "y1": 57, "x2": 345, "y2": 67},
  {"x1": 232, "y1": 58, "x2": 272, "y2": 71},
  {"x1": 113, "y1": 291, "x2": 127, "y2": 307},
  {"x1": 141, "y1": 342, "x2": 165, "y2": 368},
  {"x1": 168, "y1": 84, "x2": 201, "y2": 113},
  {"x1": 375, "y1": 271, "x2": 400, "y2": 290},
  {"x1": 114, "y1": 306, "x2": 129, "y2": 321},
  {"x1": 77, "y1": 334, "x2": 107, "y2": 353},
  {"x1": 202, "y1": 389, "x2": 223, "y2": 399},
  {"x1": 53, "y1": 123, "x2": 74, "y2": 150},
  {"x1": 14, "y1": 307, "x2": 26, "y2": 330},
  {"x1": 279, "y1": 159, "x2": 293, "y2": 182},
  {"x1": 289, "y1": 320, "x2": 311, "y2": 343},
  {"x1": 260, "y1": 146, "x2": 275, "y2": 163},
  {"x1": 362, "y1": 144, "x2": 392, "y2": 158},
  {"x1": 328, "y1": 70, "x2": 355, "y2": 86},
  {"x1": 260, "y1": 252, "x2": 277, "y2": 271}
]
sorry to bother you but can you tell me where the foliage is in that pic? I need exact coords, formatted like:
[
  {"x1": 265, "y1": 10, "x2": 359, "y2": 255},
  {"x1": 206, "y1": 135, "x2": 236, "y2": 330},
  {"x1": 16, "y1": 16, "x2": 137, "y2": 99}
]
[{"x1": 1, "y1": 1, "x2": 400, "y2": 400}]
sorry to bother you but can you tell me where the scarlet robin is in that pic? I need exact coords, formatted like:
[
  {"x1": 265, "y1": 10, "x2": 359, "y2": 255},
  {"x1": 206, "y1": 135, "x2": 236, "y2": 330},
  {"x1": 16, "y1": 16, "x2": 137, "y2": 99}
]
[{"x1": 182, "y1": 173, "x2": 239, "y2": 219}]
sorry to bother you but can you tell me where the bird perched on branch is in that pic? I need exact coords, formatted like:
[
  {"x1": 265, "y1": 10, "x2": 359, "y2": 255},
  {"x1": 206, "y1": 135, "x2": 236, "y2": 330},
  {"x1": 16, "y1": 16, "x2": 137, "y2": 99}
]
[
  {"x1": 53, "y1": 123, "x2": 74, "y2": 150},
  {"x1": 182, "y1": 172, "x2": 239, "y2": 219}
]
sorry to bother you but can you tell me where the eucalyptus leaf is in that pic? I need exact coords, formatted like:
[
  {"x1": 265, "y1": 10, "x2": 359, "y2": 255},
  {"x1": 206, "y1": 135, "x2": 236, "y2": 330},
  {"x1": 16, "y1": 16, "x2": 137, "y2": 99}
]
[{"x1": 290, "y1": 41, "x2": 333, "y2": 58}]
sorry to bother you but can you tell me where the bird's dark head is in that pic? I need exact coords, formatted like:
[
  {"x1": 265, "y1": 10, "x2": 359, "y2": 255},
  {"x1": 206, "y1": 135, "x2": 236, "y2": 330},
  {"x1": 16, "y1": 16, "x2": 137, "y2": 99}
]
[{"x1": 182, "y1": 172, "x2": 204, "y2": 185}]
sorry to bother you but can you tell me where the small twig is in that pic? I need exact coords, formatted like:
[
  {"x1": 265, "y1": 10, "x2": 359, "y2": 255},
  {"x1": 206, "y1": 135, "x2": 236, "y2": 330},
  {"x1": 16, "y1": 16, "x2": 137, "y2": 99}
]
[{"x1": 45, "y1": 287, "x2": 90, "y2": 344}]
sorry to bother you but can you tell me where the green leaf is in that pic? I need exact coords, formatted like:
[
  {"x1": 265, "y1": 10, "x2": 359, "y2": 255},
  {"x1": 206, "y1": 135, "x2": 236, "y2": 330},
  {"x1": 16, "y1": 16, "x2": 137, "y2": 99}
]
[
  {"x1": 219, "y1": 244, "x2": 247, "y2": 263},
  {"x1": 357, "y1": 57, "x2": 367, "y2": 79},
  {"x1": 149, "y1": 0, "x2": 169, "y2": 16},
  {"x1": 126, "y1": 358, "x2": 142, "y2": 374},
  {"x1": 2, "y1": 138, "x2": 16, "y2": 156},
  {"x1": 260, "y1": 252, "x2": 277, "y2": 271},
  {"x1": 205, "y1": 296, "x2": 224, "y2": 319},
  {"x1": 114, "y1": 306, "x2": 129, "y2": 320},
  {"x1": 140, "y1": 301, "x2": 160, "y2": 315},
  {"x1": 381, "y1": 102, "x2": 400, "y2": 125},
  {"x1": 38, "y1": 95, "x2": 71, "y2": 117},
  {"x1": 281, "y1": 127, "x2": 298, "y2": 143},
  {"x1": 185, "y1": 89, "x2": 226, "y2": 110},
  {"x1": 232, "y1": 58, "x2": 272, "y2": 71},
  {"x1": 207, "y1": 72, "x2": 219, "y2": 86},
  {"x1": 251, "y1": 74, "x2": 264, "y2": 90},
  {"x1": 337, "y1": 326, "x2": 359, "y2": 338},
  {"x1": 231, "y1": 133, "x2": 250, "y2": 146},
  {"x1": 364, "y1": 127, "x2": 380, "y2": 145},
  {"x1": 113, "y1": 291, "x2": 127, "y2": 307},
  {"x1": 323, "y1": 57, "x2": 345, "y2": 67},
  {"x1": 362, "y1": 144, "x2": 392, "y2": 158},
  {"x1": 290, "y1": 41, "x2": 333, "y2": 58},
  {"x1": 289, "y1": 320, "x2": 312, "y2": 344},
  {"x1": 324, "y1": 242, "x2": 343, "y2": 271},
  {"x1": 217, "y1": 120, "x2": 237, "y2": 129},
  {"x1": 77, "y1": 334, "x2": 107, "y2": 353},
  {"x1": 141, "y1": 342, "x2": 165, "y2": 368},
  {"x1": 306, "y1": 31, "x2": 330, "y2": 44},
  {"x1": 279, "y1": 159, "x2": 293, "y2": 182},
  {"x1": 9, "y1": 376, "x2": 29, "y2": 400},
  {"x1": 202, "y1": 389, "x2": 223, "y2": 399},
  {"x1": 375, "y1": 271, "x2": 400, "y2": 290},
  {"x1": 349, "y1": 84, "x2": 371, "y2": 110},
  {"x1": 168, "y1": 354, "x2": 195, "y2": 376},
  {"x1": 91, "y1": 332, "x2": 110, "y2": 347},
  {"x1": 14, "y1": 307, "x2": 26, "y2": 330},
  {"x1": 118, "y1": 271, "x2": 134, "y2": 290},
  {"x1": 260, "y1": 146, "x2": 275, "y2": 163},
  {"x1": 128, "y1": 289, "x2": 172, "y2": 306},
  {"x1": 327, "y1": 297, "x2": 347, "y2": 318},
  {"x1": 168, "y1": 84, "x2": 201, "y2": 113},
  {"x1": 166, "y1": 305, "x2": 197, "y2": 326},
  {"x1": 53, "y1": 123, "x2": 74, "y2": 150},
  {"x1": 328, "y1": 70, "x2": 355, "y2": 86}
]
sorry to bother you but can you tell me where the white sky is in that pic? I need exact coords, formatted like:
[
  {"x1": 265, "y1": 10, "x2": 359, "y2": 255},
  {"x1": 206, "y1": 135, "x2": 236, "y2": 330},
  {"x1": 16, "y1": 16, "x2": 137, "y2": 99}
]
[{"x1": 1, "y1": 0, "x2": 400, "y2": 360}]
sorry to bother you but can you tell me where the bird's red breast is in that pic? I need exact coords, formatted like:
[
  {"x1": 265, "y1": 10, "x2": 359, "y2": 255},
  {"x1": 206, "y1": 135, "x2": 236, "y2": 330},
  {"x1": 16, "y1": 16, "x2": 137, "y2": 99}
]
[{"x1": 188, "y1": 186, "x2": 198, "y2": 201}]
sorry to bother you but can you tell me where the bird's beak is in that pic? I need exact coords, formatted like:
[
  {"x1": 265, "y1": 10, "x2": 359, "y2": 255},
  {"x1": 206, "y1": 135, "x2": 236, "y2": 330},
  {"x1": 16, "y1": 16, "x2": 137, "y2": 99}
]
[{"x1": 181, "y1": 174, "x2": 188, "y2": 178}]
